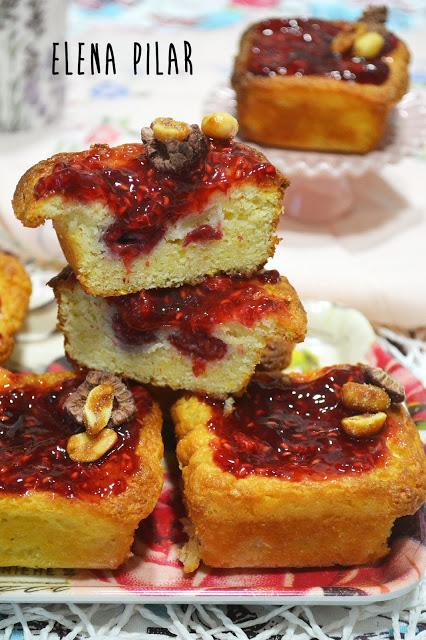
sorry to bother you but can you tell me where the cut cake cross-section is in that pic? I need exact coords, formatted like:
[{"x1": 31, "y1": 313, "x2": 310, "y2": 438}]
[
  {"x1": 51, "y1": 268, "x2": 307, "y2": 396},
  {"x1": 13, "y1": 116, "x2": 287, "y2": 296}
]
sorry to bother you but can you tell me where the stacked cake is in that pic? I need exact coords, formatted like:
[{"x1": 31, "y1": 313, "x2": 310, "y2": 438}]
[
  {"x1": 14, "y1": 113, "x2": 307, "y2": 396},
  {"x1": 9, "y1": 113, "x2": 426, "y2": 572}
]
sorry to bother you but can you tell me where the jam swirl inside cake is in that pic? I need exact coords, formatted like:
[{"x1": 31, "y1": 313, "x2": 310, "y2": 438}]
[
  {"x1": 206, "y1": 365, "x2": 390, "y2": 479},
  {"x1": 109, "y1": 270, "x2": 285, "y2": 376},
  {"x1": 33, "y1": 141, "x2": 277, "y2": 267},
  {"x1": 0, "y1": 376, "x2": 151, "y2": 499},
  {"x1": 246, "y1": 18, "x2": 398, "y2": 84}
]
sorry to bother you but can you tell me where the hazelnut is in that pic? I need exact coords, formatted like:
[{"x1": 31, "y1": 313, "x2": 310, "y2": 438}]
[
  {"x1": 341, "y1": 412, "x2": 387, "y2": 438},
  {"x1": 331, "y1": 23, "x2": 366, "y2": 55},
  {"x1": 353, "y1": 31, "x2": 385, "y2": 58},
  {"x1": 201, "y1": 112, "x2": 239, "y2": 140},
  {"x1": 83, "y1": 383, "x2": 114, "y2": 436},
  {"x1": 151, "y1": 117, "x2": 191, "y2": 142},
  {"x1": 67, "y1": 428, "x2": 118, "y2": 463},
  {"x1": 341, "y1": 382, "x2": 390, "y2": 413}
]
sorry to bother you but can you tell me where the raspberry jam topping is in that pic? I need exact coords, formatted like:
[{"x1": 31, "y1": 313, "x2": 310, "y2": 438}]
[
  {"x1": 183, "y1": 224, "x2": 223, "y2": 247},
  {"x1": 206, "y1": 365, "x2": 390, "y2": 479},
  {"x1": 246, "y1": 18, "x2": 398, "y2": 84},
  {"x1": 109, "y1": 270, "x2": 285, "y2": 376},
  {"x1": 34, "y1": 141, "x2": 277, "y2": 267},
  {"x1": 0, "y1": 375, "x2": 152, "y2": 499}
]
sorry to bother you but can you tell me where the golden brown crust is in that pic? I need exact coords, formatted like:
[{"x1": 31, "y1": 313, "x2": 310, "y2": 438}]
[
  {"x1": 232, "y1": 23, "x2": 410, "y2": 152},
  {"x1": 0, "y1": 253, "x2": 32, "y2": 363},
  {"x1": 172, "y1": 366, "x2": 426, "y2": 570},
  {"x1": 0, "y1": 367, "x2": 163, "y2": 568},
  {"x1": 13, "y1": 154, "x2": 68, "y2": 227}
]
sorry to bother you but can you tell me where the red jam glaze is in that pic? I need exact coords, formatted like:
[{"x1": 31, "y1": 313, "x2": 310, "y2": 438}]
[
  {"x1": 0, "y1": 376, "x2": 152, "y2": 499},
  {"x1": 108, "y1": 270, "x2": 284, "y2": 376},
  {"x1": 205, "y1": 365, "x2": 390, "y2": 480},
  {"x1": 246, "y1": 18, "x2": 398, "y2": 85},
  {"x1": 183, "y1": 224, "x2": 223, "y2": 247},
  {"x1": 34, "y1": 140, "x2": 277, "y2": 267}
]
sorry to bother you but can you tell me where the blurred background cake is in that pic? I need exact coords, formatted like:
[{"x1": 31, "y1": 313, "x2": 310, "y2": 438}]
[{"x1": 232, "y1": 7, "x2": 409, "y2": 153}]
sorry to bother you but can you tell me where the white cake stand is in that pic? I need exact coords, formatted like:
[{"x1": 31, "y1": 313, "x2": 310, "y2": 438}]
[{"x1": 205, "y1": 86, "x2": 426, "y2": 223}]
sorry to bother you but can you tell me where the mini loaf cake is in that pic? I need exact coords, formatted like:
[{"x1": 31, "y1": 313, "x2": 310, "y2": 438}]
[
  {"x1": 172, "y1": 364, "x2": 426, "y2": 571},
  {"x1": 50, "y1": 268, "x2": 307, "y2": 396},
  {"x1": 13, "y1": 114, "x2": 287, "y2": 296},
  {"x1": 0, "y1": 368, "x2": 163, "y2": 568},
  {"x1": 0, "y1": 252, "x2": 31, "y2": 363},
  {"x1": 232, "y1": 6, "x2": 409, "y2": 153}
]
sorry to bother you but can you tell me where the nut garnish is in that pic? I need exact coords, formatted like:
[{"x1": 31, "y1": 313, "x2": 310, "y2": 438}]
[
  {"x1": 360, "y1": 5, "x2": 388, "y2": 34},
  {"x1": 64, "y1": 371, "x2": 136, "y2": 463},
  {"x1": 341, "y1": 381, "x2": 390, "y2": 413},
  {"x1": 331, "y1": 23, "x2": 366, "y2": 55},
  {"x1": 201, "y1": 112, "x2": 239, "y2": 140},
  {"x1": 65, "y1": 371, "x2": 136, "y2": 427},
  {"x1": 331, "y1": 5, "x2": 388, "y2": 57},
  {"x1": 363, "y1": 366, "x2": 405, "y2": 403},
  {"x1": 141, "y1": 120, "x2": 208, "y2": 173},
  {"x1": 83, "y1": 383, "x2": 114, "y2": 436},
  {"x1": 353, "y1": 31, "x2": 385, "y2": 58},
  {"x1": 67, "y1": 429, "x2": 118, "y2": 463},
  {"x1": 341, "y1": 412, "x2": 387, "y2": 438},
  {"x1": 152, "y1": 117, "x2": 191, "y2": 142}
]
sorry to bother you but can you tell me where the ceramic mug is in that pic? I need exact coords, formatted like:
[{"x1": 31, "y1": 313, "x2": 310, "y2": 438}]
[{"x1": 0, "y1": 0, "x2": 66, "y2": 131}]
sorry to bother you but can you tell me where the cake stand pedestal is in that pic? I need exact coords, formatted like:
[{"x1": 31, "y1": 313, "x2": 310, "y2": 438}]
[{"x1": 284, "y1": 174, "x2": 354, "y2": 223}]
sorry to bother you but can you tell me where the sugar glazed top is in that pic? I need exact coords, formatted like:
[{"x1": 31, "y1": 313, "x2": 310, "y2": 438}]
[
  {"x1": 245, "y1": 17, "x2": 398, "y2": 84},
  {"x1": 0, "y1": 376, "x2": 151, "y2": 499},
  {"x1": 205, "y1": 365, "x2": 396, "y2": 480}
]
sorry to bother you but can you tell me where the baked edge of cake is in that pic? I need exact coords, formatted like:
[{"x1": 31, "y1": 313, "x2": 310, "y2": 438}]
[
  {"x1": 0, "y1": 367, "x2": 164, "y2": 568},
  {"x1": 171, "y1": 367, "x2": 426, "y2": 570}
]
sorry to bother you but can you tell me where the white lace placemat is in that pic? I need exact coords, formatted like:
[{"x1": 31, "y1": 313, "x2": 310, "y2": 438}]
[{"x1": 0, "y1": 579, "x2": 424, "y2": 640}]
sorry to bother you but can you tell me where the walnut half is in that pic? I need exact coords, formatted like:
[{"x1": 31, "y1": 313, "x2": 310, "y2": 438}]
[
  {"x1": 64, "y1": 371, "x2": 136, "y2": 427},
  {"x1": 362, "y1": 366, "x2": 405, "y2": 404},
  {"x1": 64, "y1": 371, "x2": 136, "y2": 463},
  {"x1": 141, "y1": 120, "x2": 208, "y2": 174}
]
